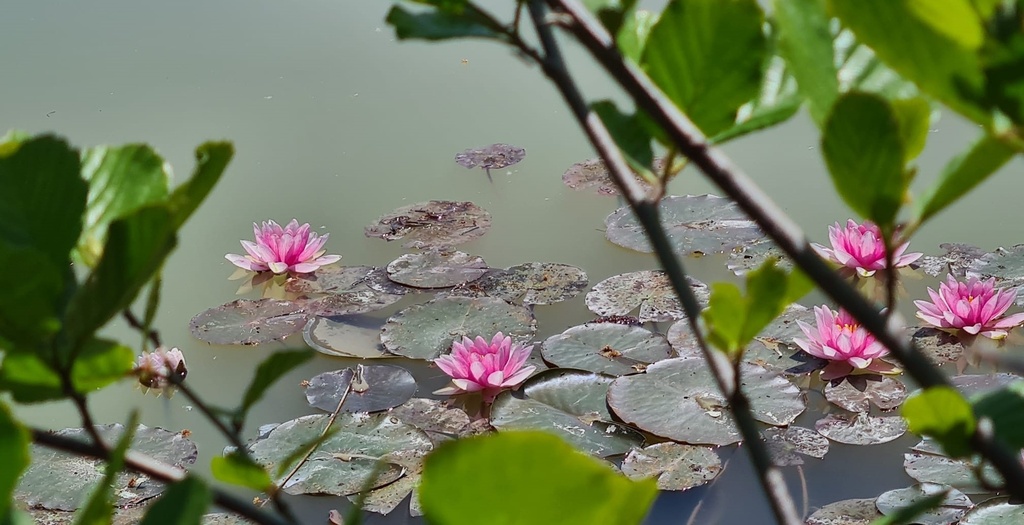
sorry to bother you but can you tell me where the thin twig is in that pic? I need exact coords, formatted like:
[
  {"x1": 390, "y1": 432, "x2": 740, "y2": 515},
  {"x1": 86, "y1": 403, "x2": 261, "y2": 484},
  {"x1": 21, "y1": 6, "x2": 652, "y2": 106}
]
[
  {"x1": 278, "y1": 374, "x2": 353, "y2": 489},
  {"x1": 543, "y1": 0, "x2": 1024, "y2": 498},
  {"x1": 123, "y1": 310, "x2": 162, "y2": 349},
  {"x1": 31, "y1": 428, "x2": 293, "y2": 525},
  {"x1": 523, "y1": 2, "x2": 803, "y2": 524}
]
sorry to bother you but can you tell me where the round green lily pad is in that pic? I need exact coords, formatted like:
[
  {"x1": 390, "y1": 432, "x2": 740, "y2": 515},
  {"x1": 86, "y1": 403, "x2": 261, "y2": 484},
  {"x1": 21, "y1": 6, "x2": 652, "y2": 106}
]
[
  {"x1": 967, "y1": 244, "x2": 1024, "y2": 302},
  {"x1": 302, "y1": 316, "x2": 391, "y2": 359},
  {"x1": 364, "y1": 200, "x2": 492, "y2": 249},
  {"x1": 561, "y1": 157, "x2": 655, "y2": 196},
  {"x1": 305, "y1": 365, "x2": 417, "y2": 413},
  {"x1": 904, "y1": 439, "x2": 1002, "y2": 493},
  {"x1": 189, "y1": 298, "x2": 307, "y2": 346},
  {"x1": 619, "y1": 442, "x2": 722, "y2": 491},
  {"x1": 875, "y1": 483, "x2": 971, "y2": 525},
  {"x1": 541, "y1": 323, "x2": 673, "y2": 376},
  {"x1": 385, "y1": 250, "x2": 488, "y2": 289},
  {"x1": 824, "y1": 375, "x2": 907, "y2": 413},
  {"x1": 814, "y1": 413, "x2": 907, "y2": 445},
  {"x1": 959, "y1": 496, "x2": 1024, "y2": 524},
  {"x1": 586, "y1": 270, "x2": 707, "y2": 322}
]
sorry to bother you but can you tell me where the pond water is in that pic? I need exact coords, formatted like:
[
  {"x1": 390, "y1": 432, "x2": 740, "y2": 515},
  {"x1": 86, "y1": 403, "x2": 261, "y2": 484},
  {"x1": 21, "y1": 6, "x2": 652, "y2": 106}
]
[{"x1": 4, "y1": 1, "x2": 1024, "y2": 524}]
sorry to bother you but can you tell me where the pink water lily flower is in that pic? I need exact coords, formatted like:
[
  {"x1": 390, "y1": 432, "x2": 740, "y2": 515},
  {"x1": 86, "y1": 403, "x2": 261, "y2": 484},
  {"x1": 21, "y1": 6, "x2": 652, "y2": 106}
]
[
  {"x1": 813, "y1": 220, "x2": 922, "y2": 277},
  {"x1": 137, "y1": 347, "x2": 188, "y2": 389},
  {"x1": 914, "y1": 274, "x2": 1024, "y2": 340},
  {"x1": 226, "y1": 219, "x2": 341, "y2": 274},
  {"x1": 794, "y1": 306, "x2": 895, "y2": 380},
  {"x1": 434, "y1": 332, "x2": 537, "y2": 403}
]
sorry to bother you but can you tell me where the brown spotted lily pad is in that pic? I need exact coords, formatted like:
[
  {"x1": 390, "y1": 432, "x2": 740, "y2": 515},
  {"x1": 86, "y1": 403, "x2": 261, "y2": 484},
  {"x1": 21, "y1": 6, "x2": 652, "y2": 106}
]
[
  {"x1": 364, "y1": 200, "x2": 491, "y2": 249},
  {"x1": 385, "y1": 250, "x2": 488, "y2": 289},
  {"x1": 455, "y1": 143, "x2": 525, "y2": 181},
  {"x1": 585, "y1": 270, "x2": 707, "y2": 323},
  {"x1": 189, "y1": 298, "x2": 308, "y2": 345},
  {"x1": 458, "y1": 262, "x2": 589, "y2": 305}
]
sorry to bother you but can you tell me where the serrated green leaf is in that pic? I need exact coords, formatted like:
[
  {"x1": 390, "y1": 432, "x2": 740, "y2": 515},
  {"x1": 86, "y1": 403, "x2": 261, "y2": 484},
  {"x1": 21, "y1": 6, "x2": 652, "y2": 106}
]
[
  {"x1": 138, "y1": 477, "x2": 211, "y2": 525},
  {"x1": 74, "y1": 412, "x2": 138, "y2": 525},
  {"x1": 0, "y1": 401, "x2": 30, "y2": 518},
  {"x1": 592, "y1": 101, "x2": 656, "y2": 184},
  {"x1": 774, "y1": 0, "x2": 838, "y2": 124},
  {"x1": 902, "y1": 386, "x2": 975, "y2": 457},
  {"x1": 236, "y1": 349, "x2": 314, "y2": 426},
  {"x1": 210, "y1": 452, "x2": 272, "y2": 491},
  {"x1": 386, "y1": 5, "x2": 507, "y2": 42},
  {"x1": 642, "y1": 0, "x2": 766, "y2": 137},
  {"x1": 420, "y1": 431, "x2": 657, "y2": 525},
  {"x1": 822, "y1": 92, "x2": 907, "y2": 226},
  {"x1": 891, "y1": 97, "x2": 932, "y2": 162},
  {"x1": 915, "y1": 133, "x2": 1016, "y2": 224}
]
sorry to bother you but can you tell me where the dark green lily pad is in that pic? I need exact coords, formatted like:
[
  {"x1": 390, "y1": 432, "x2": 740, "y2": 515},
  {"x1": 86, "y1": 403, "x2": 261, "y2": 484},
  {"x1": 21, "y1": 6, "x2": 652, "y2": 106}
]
[
  {"x1": 619, "y1": 443, "x2": 722, "y2": 491},
  {"x1": 586, "y1": 271, "x2": 707, "y2": 322},
  {"x1": 668, "y1": 318, "x2": 824, "y2": 375},
  {"x1": 385, "y1": 251, "x2": 488, "y2": 289},
  {"x1": 561, "y1": 158, "x2": 656, "y2": 196},
  {"x1": 304, "y1": 291, "x2": 404, "y2": 317},
  {"x1": 189, "y1": 298, "x2": 307, "y2": 346},
  {"x1": 607, "y1": 357, "x2": 805, "y2": 446},
  {"x1": 875, "y1": 484, "x2": 971, "y2": 525},
  {"x1": 814, "y1": 413, "x2": 907, "y2": 445},
  {"x1": 489, "y1": 370, "x2": 643, "y2": 457},
  {"x1": 364, "y1": 266, "x2": 421, "y2": 295},
  {"x1": 248, "y1": 413, "x2": 431, "y2": 496},
  {"x1": 912, "y1": 328, "x2": 966, "y2": 364},
  {"x1": 462, "y1": 262, "x2": 589, "y2": 305},
  {"x1": 305, "y1": 365, "x2": 417, "y2": 413},
  {"x1": 455, "y1": 143, "x2": 525, "y2": 170},
  {"x1": 540, "y1": 323, "x2": 673, "y2": 376},
  {"x1": 302, "y1": 316, "x2": 391, "y2": 359},
  {"x1": 967, "y1": 244, "x2": 1024, "y2": 295},
  {"x1": 824, "y1": 375, "x2": 907, "y2": 413},
  {"x1": 959, "y1": 497, "x2": 1024, "y2": 524},
  {"x1": 726, "y1": 241, "x2": 791, "y2": 276},
  {"x1": 353, "y1": 456, "x2": 424, "y2": 516},
  {"x1": 806, "y1": 498, "x2": 883, "y2": 525},
  {"x1": 762, "y1": 426, "x2": 830, "y2": 466},
  {"x1": 284, "y1": 265, "x2": 405, "y2": 316},
  {"x1": 380, "y1": 296, "x2": 535, "y2": 360},
  {"x1": 285, "y1": 265, "x2": 377, "y2": 295},
  {"x1": 385, "y1": 398, "x2": 474, "y2": 444},
  {"x1": 16, "y1": 424, "x2": 197, "y2": 511},
  {"x1": 201, "y1": 514, "x2": 256, "y2": 525},
  {"x1": 905, "y1": 439, "x2": 1002, "y2": 493},
  {"x1": 604, "y1": 195, "x2": 764, "y2": 256},
  {"x1": 364, "y1": 200, "x2": 492, "y2": 249},
  {"x1": 919, "y1": 243, "x2": 986, "y2": 278},
  {"x1": 666, "y1": 319, "x2": 703, "y2": 356}
]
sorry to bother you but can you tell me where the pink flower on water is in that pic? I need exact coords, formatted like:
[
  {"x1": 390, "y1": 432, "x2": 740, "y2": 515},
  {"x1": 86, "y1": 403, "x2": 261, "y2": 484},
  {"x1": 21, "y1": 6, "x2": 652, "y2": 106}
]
[
  {"x1": 225, "y1": 219, "x2": 341, "y2": 274},
  {"x1": 434, "y1": 332, "x2": 536, "y2": 403},
  {"x1": 914, "y1": 274, "x2": 1024, "y2": 340},
  {"x1": 137, "y1": 347, "x2": 188, "y2": 389},
  {"x1": 794, "y1": 306, "x2": 895, "y2": 380},
  {"x1": 812, "y1": 220, "x2": 922, "y2": 277}
]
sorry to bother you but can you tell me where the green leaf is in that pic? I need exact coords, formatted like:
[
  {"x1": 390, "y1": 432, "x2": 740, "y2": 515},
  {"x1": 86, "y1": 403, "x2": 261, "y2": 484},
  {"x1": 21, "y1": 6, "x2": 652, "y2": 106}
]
[
  {"x1": 77, "y1": 144, "x2": 171, "y2": 267},
  {"x1": 709, "y1": 55, "x2": 802, "y2": 144},
  {"x1": 617, "y1": 9, "x2": 659, "y2": 63},
  {"x1": 0, "y1": 400, "x2": 30, "y2": 518},
  {"x1": 915, "y1": 133, "x2": 1016, "y2": 223},
  {"x1": 891, "y1": 97, "x2": 932, "y2": 163},
  {"x1": 168, "y1": 142, "x2": 233, "y2": 229},
  {"x1": 236, "y1": 349, "x2": 314, "y2": 426},
  {"x1": 774, "y1": 0, "x2": 838, "y2": 124},
  {"x1": 703, "y1": 283, "x2": 746, "y2": 354},
  {"x1": 822, "y1": 92, "x2": 907, "y2": 226},
  {"x1": 74, "y1": 412, "x2": 138, "y2": 525},
  {"x1": 902, "y1": 386, "x2": 975, "y2": 457},
  {"x1": 642, "y1": 0, "x2": 766, "y2": 137},
  {"x1": 592, "y1": 101, "x2": 656, "y2": 184},
  {"x1": 830, "y1": 0, "x2": 989, "y2": 125},
  {"x1": 0, "y1": 337, "x2": 134, "y2": 402},
  {"x1": 70, "y1": 338, "x2": 136, "y2": 393},
  {"x1": 138, "y1": 477, "x2": 212, "y2": 525},
  {"x1": 1, "y1": 508, "x2": 33, "y2": 525},
  {"x1": 741, "y1": 261, "x2": 790, "y2": 344},
  {"x1": 386, "y1": 5, "x2": 507, "y2": 42},
  {"x1": 0, "y1": 244, "x2": 65, "y2": 348},
  {"x1": 869, "y1": 490, "x2": 950, "y2": 525},
  {"x1": 143, "y1": 273, "x2": 162, "y2": 344},
  {"x1": 63, "y1": 206, "x2": 177, "y2": 354},
  {"x1": 0, "y1": 352, "x2": 62, "y2": 402},
  {"x1": 420, "y1": 431, "x2": 657, "y2": 525},
  {"x1": 702, "y1": 260, "x2": 797, "y2": 356},
  {"x1": 973, "y1": 380, "x2": 1024, "y2": 450},
  {"x1": 981, "y1": 33, "x2": 1024, "y2": 127},
  {"x1": 210, "y1": 452, "x2": 272, "y2": 491},
  {"x1": 583, "y1": 0, "x2": 638, "y2": 35}
]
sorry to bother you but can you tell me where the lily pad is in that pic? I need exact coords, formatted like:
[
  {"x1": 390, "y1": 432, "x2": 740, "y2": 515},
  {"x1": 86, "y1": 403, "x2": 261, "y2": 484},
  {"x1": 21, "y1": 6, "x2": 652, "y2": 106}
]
[
  {"x1": 762, "y1": 426, "x2": 830, "y2": 466},
  {"x1": 354, "y1": 457, "x2": 424, "y2": 516},
  {"x1": 912, "y1": 328, "x2": 966, "y2": 364},
  {"x1": 951, "y1": 373, "x2": 1022, "y2": 398},
  {"x1": 385, "y1": 250, "x2": 488, "y2": 288},
  {"x1": 284, "y1": 265, "x2": 405, "y2": 316},
  {"x1": 380, "y1": 296, "x2": 535, "y2": 360},
  {"x1": 604, "y1": 195, "x2": 764, "y2": 256},
  {"x1": 905, "y1": 439, "x2": 1002, "y2": 493},
  {"x1": 814, "y1": 413, "x2": 907, "y2": 445},
  {"x1": 385, "y1": 398, "x2": 474, "y2": 444},
  {"x1": 189, "y1": 298, "x2": 307, "y2": 346},
  {"x1": 304, "y1": 291, "x2": 404, "y2": 317},
  {"x1": 824, "y1": 375, "x2": 907, "y2": 413},
  {"x1": 607, "y1": 357, "x2": 805, "y2": 446},
  {"x1": 875, "y1": 483, "x2": 971, "y2": 525},
  {"x1": 489, "y1": 370, "x2": 643, "y2": 457},
  {"x1": 463, "y1": 262, "x2": 589, "y2": 305},
  {"x1": 16, "y1": 424, "x2": 197, "y2": 511},
  {"x1": 364, "y1": 200, "x2": 492, "y2": 249},
  {"x1": 666, "y1": 317, "x2": 824, "y2": 375},
  {"x1": 305, "y1": 365, "x2": 417, "y2": 413},
  {"x1": 754, "y1": 304, "x2": 817, "y2": 352},
  {"x1": 303, "y1": 316, "x2": 391, "y2": 359},
  {"x1": 363, "y1": 266, "x2": 421, "y2": 295},
  {"x1": 540, "y1": 323, "x2": 673, "y2": 376},
  {"x1": 967, "y1": 244, "x2": 1024, "y2": 296},
  {"x1": 455, "y1": 143, "x2": 525, "y2": 170},
  {"x1": 726, "y1": 241, "x2": 791, "y2": 276},
  {"x1": 285, "y1": 266, "x2": 377, "y2": 295},
  {"x1": 248, "y1": 412, "x2": 431, "y2": 496},
  {"x1": 806, "y1": 498, "x2": 883, "y2": 525},
  {"x1": 619, "y1": 443, "x2": 722, "y2": 491},
  {"x1": 919, "y1": 243, "x2": 986, "y2": 278},
  {"x1": 27, "y1": 507, "x2": 147, "y2": 525},
  {"x1": 561, "y1": 158, "x2": 655, "y2": 196},
  {"x1": 959, "y1": 497, "x2": 1024, "y2": 524},
  {"x1": 586, "y1": 271, "x2": 708, "y2": 323}
]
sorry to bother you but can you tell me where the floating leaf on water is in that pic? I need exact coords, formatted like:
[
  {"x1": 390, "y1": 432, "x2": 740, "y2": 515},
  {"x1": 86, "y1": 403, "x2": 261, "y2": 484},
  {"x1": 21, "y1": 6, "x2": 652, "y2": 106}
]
[
  {"x1": 540, "y1": 323, "x2": 673, "y2": 376},
  {"x1": 604, "y1": 195, "x2": 764, "y2": 256},
  {"x1": 912, "y1": 327, "x2": 966, "y2": 364},
  {"x1": 304, "y1": 291, "x2": 404, "y2": 317},
  {"x1": 951, "y1": 373, "x2": 1022, "y2": 398},
  {"x1": 619, "y1": 443, "x2": 722, "y2": 491},
  {"x1": 363, "y1": 266, "x2": 421, "y2": 295},
  {"x1": 285, "y1": 266, "x2": 376, "y2": 295},
  {"x1": 607, "y1": 357, "x2": 805, "y2": 446},
  {"x1": 666, "y1": 319, "x2": 702, "y2": 357},
  {"x1": 520, "y1": 369, "x2": 618, "y2": 422},
  {"x1": 459, "y1": 262, "x2": 589, "y2": 305},
  {"x1": 561, "y1": 158, "x2": 655, "y2": 196},
  {"x1": 380, "y1": 296, "x2": 536, "y2": 360},
  {"x1": 284, "y1": 265, "x2": 405, "y2": 316},
  {"x1": 814, "y1": 413, "x2": 907, "y2": 445},
  {"x1": 454, "y1": 143, "x2": 525, "y2": 170},
  {"x1": 201, "y1": 513, "x2": 256, "y2": 525},
  {"x1": 305, "y1": 365, "x2": 417, "y2": 413},
  {"x1": 386, "y1": 398, "x2": 473, "y2": 444},
  {"x1": 726, "y1": 241, "x2": 791, "y2": 276},
  {"x1": 16, "y1": 424, "x2": 197, "y2": 511},
  {"x1": 353, "y1": 458, "x2": 424, "y2": 516},
  {"x1": 762, "y1": 426, "x2": 830, "y2": 467},
  {"x1": 28, "y1": 506, "x2": 147, "y2": 525},
  {"x1": 189, "y1": 298, "x2": 307, "y2": 345},
  {"x1": 968, "y1": 244, "x2": 1024, "y2": 304},
  {"x1": 385, "y1": 250, "x2": 488, "y2": 289},
  {"x1": 364, "y1": 200, "x2": 492, "y2": 249},
  {"x1": 248, "y1": 413, "x2": 431, "y2": 496},
  {"x1": 959, "y1": 496, "x2": 1024, "y2": 524},
  {"x1": 824, "y1": 375, "x2": 908, "y2": 413},
  {"x1": 586, "y1": 270, "x2": 707, "y2": 323},
  {"x1": 905, "y1": 439, "x2": 1002, "y2": 493},
  {"x1": 805, "y1": 498, "x2": 883, "y2": 525},
  {"x1": 744, "y1": 343, "x2": 825, "y2": 377},
  {"x1": 875, "y1": 483, "x2": 972, "y2": 525},
  {"x1": 754, "y1": 304, "x2": 816, "y2": 351},
  {"x1": 303, "y1": 316, "x2": 391, "y2": 359},
  {"x1": 919, "y1": 243, "x2": 987, "y2": 278}
]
